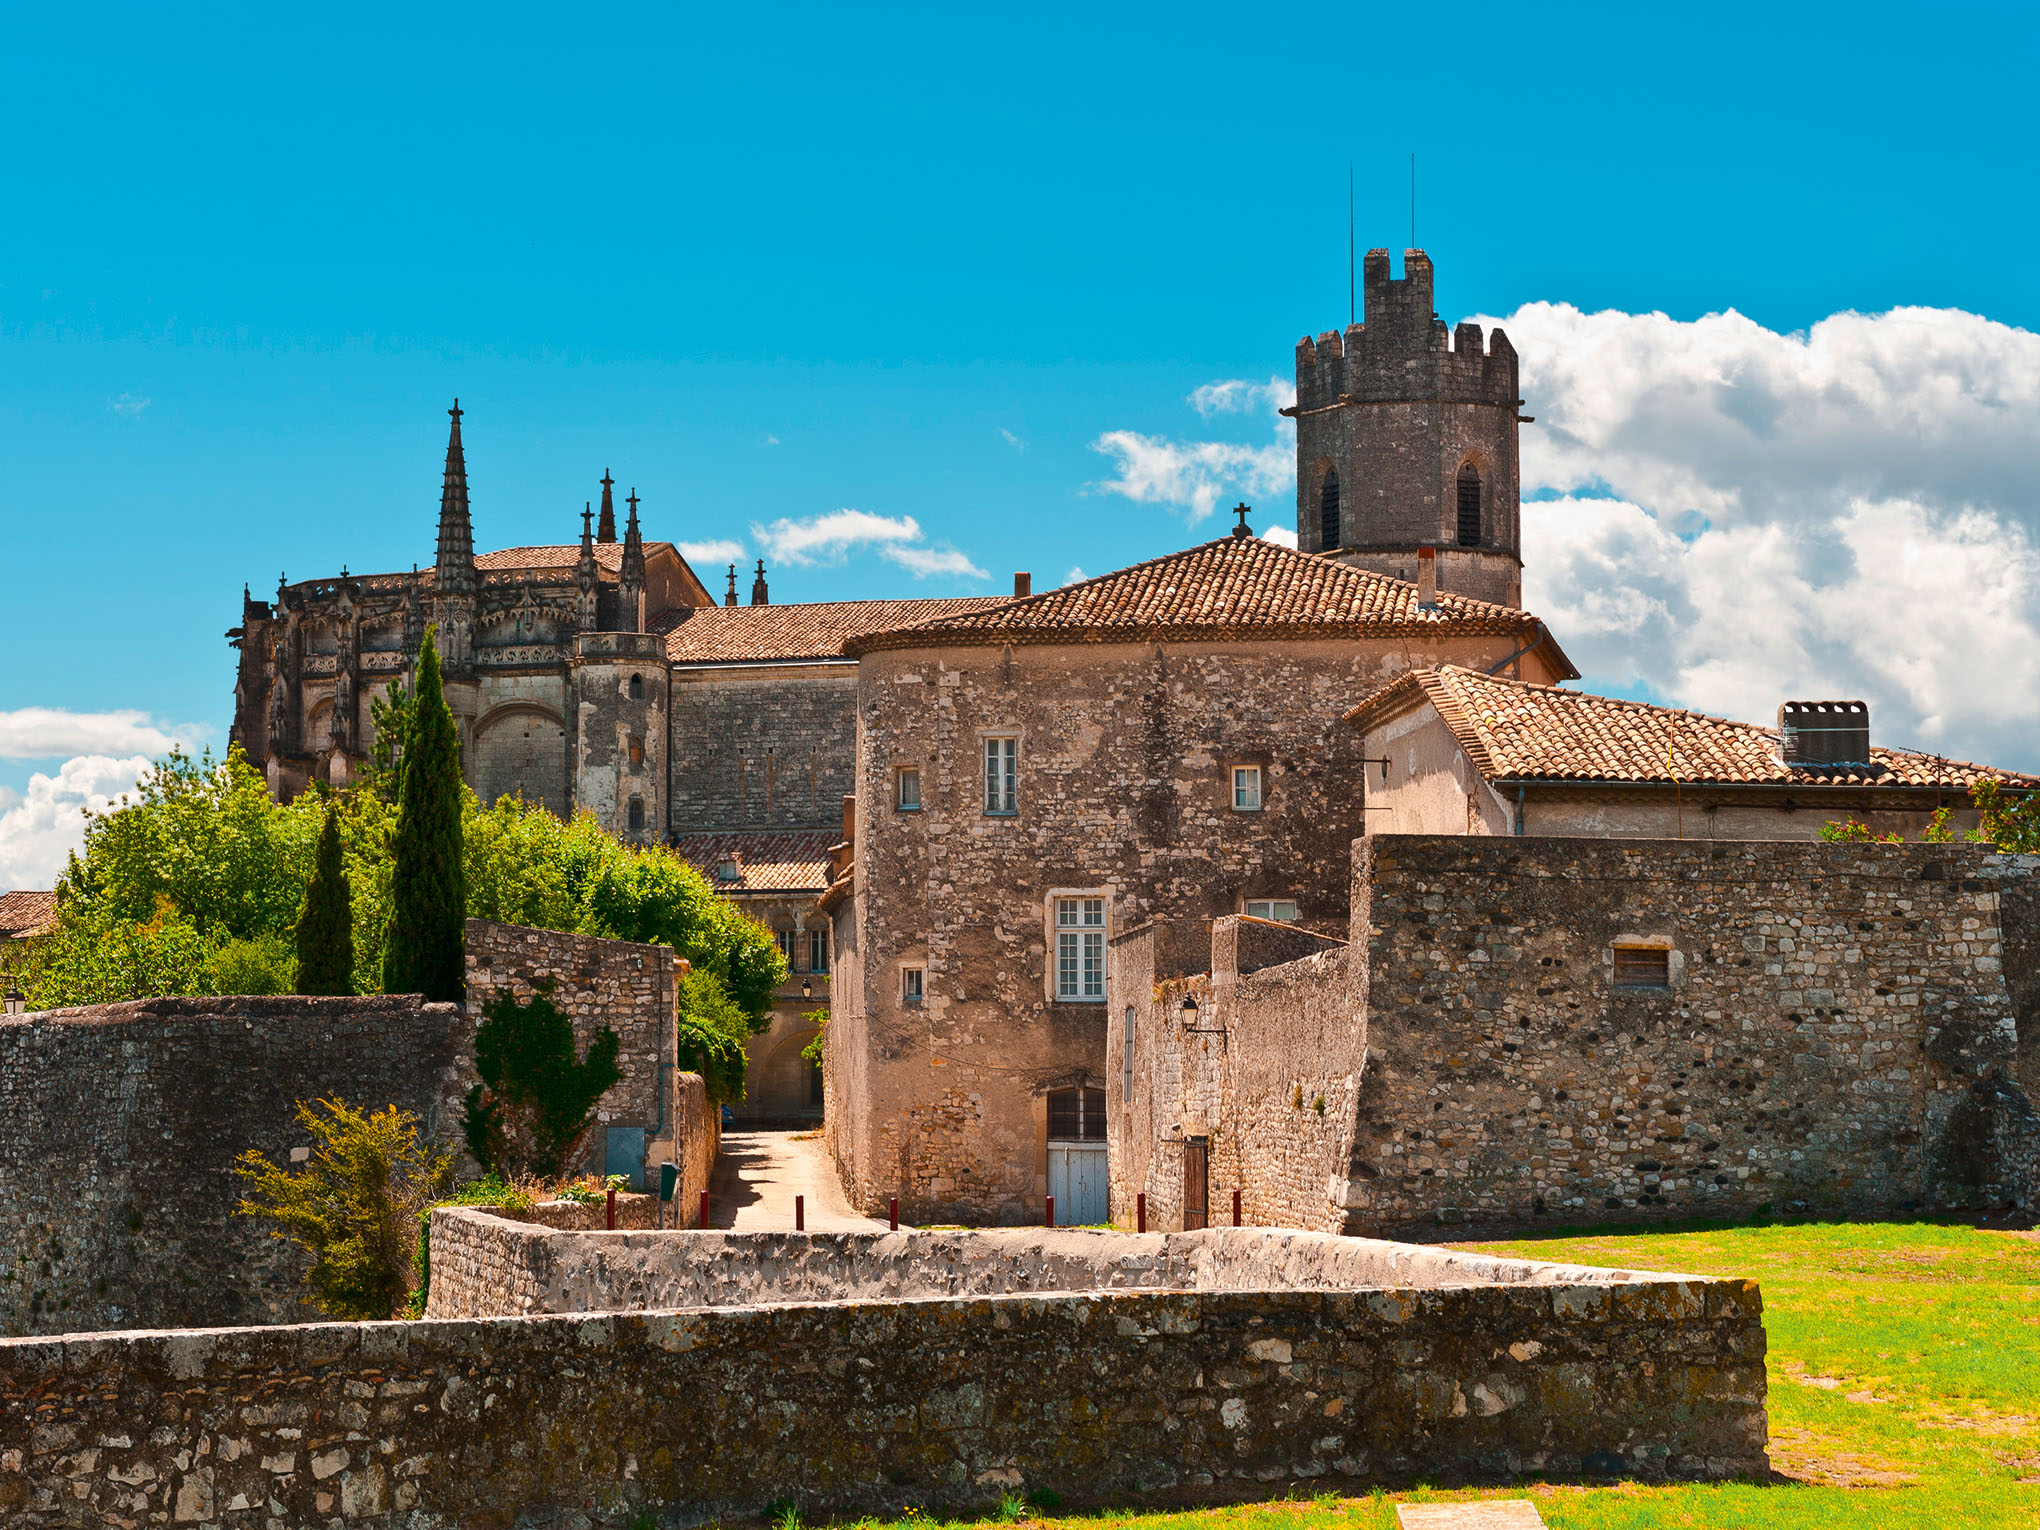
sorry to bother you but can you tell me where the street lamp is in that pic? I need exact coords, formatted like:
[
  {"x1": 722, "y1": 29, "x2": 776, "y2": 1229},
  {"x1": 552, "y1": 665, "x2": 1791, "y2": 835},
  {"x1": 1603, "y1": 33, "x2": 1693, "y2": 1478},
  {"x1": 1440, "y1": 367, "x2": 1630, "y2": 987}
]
[
  {"x1": 1179, "y1": 992, "x2": 1225, "y2": 1038},
  {"x1": 4, "y1": 986, "x2": 24, "y2": 1017},
  {"x1": 801, "y1": 976, "x2": 812, "y2": 1002}
]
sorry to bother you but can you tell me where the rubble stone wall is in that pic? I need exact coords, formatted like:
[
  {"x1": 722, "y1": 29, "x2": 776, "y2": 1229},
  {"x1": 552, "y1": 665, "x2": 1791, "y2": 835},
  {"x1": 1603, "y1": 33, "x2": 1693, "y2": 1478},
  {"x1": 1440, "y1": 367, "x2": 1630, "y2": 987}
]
[
  {"x1": 0, "y1": 996, "x2": 471, "y2": 1337},
  {"x1": 464, "y1": 918, "x2": 682, "y2": 1187},
  {"x1": 0, "y1": 1256, "x2": 1765, "y2": 1524}
]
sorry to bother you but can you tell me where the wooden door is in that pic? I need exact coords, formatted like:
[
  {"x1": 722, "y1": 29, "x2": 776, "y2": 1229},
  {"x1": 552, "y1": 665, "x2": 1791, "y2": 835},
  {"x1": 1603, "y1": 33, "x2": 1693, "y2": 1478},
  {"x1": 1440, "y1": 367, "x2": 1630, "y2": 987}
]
[{"x1": 1181, "y1": 1136, "x2": 1209, "y2": 1231}]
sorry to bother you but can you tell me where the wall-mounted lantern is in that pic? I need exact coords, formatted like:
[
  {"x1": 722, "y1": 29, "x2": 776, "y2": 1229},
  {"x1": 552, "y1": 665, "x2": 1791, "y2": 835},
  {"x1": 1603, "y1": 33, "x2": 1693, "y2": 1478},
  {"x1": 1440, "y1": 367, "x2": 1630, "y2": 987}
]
[{"x1": 4, "y1": 986, "x2": 24, "y2": 1016}]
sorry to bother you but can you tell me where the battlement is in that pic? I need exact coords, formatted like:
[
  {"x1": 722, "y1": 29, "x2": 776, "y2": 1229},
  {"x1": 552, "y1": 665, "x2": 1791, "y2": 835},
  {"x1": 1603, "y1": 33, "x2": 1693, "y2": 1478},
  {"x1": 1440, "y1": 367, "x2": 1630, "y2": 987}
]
[{"x1": 1294, "y1": 249, "x2": 1517, "y2": 409}]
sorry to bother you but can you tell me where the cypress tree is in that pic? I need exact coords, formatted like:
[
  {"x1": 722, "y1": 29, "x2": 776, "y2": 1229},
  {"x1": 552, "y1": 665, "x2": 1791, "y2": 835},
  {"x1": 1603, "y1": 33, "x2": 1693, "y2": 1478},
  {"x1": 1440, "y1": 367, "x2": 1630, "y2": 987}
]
[
  {"x1": 382, "y1": 628, "x2": 466, "y2": 1002},
  {"x1": 294, "y1": 800, "x2": 354, "y2": 995}
]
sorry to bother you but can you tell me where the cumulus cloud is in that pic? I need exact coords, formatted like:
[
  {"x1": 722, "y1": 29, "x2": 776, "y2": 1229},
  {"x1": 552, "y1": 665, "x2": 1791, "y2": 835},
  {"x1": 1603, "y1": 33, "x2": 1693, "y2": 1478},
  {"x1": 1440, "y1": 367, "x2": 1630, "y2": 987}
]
[
  {"x1": 751, "y1": 508, "x2": 984, "y2": 581},
  {"x1": 1064, "y1": 566, "x2": 1087, "y2": 586},
  {"x1": 1496, "y1": 301, "x2": 2040, "y2": 770},
  {"x1": 1091, "y1": 376, "x2": 1295, "y2": 524},
  {"x1": 678, "y1": 538, "x2": 746, "y2": 569},
  {"x1": 1259, "y1": 524, "x2": 1299, "y2": 549},
  {"x1": 0, "y1": 754, "x2": 153, "y2": 888},
  {"x1": 0, "y1": 708, "x2": 202, "y2": 760}
]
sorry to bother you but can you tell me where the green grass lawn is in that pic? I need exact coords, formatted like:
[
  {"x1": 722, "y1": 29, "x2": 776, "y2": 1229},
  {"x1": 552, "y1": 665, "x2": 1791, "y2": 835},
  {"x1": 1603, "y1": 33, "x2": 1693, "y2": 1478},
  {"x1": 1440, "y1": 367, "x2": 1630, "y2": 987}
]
[{"x1": 838, "y1": 1219, "x2": 2040, "y2": 1530}]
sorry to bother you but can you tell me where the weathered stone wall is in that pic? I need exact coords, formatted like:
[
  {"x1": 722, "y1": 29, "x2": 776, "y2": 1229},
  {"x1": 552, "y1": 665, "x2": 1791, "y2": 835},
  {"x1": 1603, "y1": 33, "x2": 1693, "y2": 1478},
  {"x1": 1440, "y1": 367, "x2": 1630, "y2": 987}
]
[
  {"x1": 423, "y1": 1211, "x2": 1705, "y2": 1320},
  {"x1": 1111, "y1": 918, "x2": 1360, "y2": 1234},
  {"x1": 0, "y1": 1256, "x2": 1765, "y2": 1524},
  {"x1": 1116, "y1": 835, "x2": 2040, "y2": 1239},
  {"x1": 0, "y1": 996, "x2": 471, "y2": 1337},
  {"x1": 835, "y1": 633, "x2": 1559, "y2": 1224},
  {"x1": 1990, "y1": 854, "x2": 2040, "y2": 1093},
  {"x1": 464, "y1": 919, "x2": 682, "y2": 1190},
  {"x1": 669, "y1": 664, "x2": 857, "y2": 832}
]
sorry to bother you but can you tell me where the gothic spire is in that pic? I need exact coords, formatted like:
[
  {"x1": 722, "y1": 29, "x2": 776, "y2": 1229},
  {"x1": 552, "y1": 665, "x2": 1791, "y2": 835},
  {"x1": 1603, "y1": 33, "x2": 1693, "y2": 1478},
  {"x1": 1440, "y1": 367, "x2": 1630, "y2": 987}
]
[
  {"x1": 580, "y1": 501, "x2": 595, "y2": 554},
  {"x1": 597, "y1": 469, "x2": 617, "y2": 543},
  {"x1": 434, "y1": 399, "x2": 475, "y2": 593},
  {"x1": 623, "y1": 488, "x2": 642, "y2": 550},
  {"x1": 725, "y1": 564, "x2": 739, "y2": 607}
]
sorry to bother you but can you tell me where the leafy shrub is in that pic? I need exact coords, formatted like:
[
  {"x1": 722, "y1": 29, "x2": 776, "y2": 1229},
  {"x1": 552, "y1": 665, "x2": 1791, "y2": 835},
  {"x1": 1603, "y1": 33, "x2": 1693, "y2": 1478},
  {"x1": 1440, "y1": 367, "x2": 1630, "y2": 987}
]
[
  {"x1": 209, "y1": 930, "x2": 296, "y2": 995},
  {"x1": 234, "y1": 1098, "x2": 455, "y2": 1320},
  {"x1": 462, "y1": 989, "x2": 621, "y2": 1179},
  {"x1": 678, "y1": 967, "x2": 753, "y2": 1104}
]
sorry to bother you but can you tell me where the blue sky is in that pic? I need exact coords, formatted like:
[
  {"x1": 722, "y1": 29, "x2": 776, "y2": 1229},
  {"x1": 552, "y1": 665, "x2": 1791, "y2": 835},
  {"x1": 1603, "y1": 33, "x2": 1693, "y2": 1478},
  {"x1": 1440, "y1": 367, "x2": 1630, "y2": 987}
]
[{"x1": 3, "y1": 3, "x2": 2039, "y2": 879}]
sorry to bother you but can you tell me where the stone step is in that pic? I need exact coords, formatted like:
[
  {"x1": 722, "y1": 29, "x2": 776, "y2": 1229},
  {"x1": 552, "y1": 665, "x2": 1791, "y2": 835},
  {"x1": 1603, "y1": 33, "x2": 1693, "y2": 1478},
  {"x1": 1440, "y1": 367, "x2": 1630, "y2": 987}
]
[{"x1": 1395, "y1": 1502, "x2": 1546, "y2": 1530}]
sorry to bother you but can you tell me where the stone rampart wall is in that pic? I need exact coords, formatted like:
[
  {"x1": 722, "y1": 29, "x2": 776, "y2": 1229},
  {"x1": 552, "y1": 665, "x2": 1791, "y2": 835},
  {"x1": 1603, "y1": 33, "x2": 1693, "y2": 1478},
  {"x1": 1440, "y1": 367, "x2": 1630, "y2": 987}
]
[
  {"x1": 0, "y1": 996, "x2": 471, "y2": 1337},
  {"x1": 422, "y1": 1211, "x2": 1715, "y2": 1321},
  {"x1": 0, "y1": 1257, "x2": 1764, "y2": 1524}
]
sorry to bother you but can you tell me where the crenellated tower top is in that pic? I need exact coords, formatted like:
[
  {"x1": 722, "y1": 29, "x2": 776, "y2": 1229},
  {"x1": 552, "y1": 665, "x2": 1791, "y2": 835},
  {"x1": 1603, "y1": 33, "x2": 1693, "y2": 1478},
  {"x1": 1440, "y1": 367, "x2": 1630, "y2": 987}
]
[{"x1": 1288, "y1": 250, "x2": 1526, "y2": 607}]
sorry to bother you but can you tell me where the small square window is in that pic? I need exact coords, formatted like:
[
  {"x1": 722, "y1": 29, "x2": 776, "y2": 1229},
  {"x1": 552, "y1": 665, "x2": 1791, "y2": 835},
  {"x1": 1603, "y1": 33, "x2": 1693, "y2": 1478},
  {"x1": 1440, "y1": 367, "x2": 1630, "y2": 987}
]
[
  {"x1": 1233, "y1": 766, "x2": 1263, "y2": 811},
  {"x1": 1245, "y1": 899, "x2": 1299, "y2": 923},
  {"x1": 902, "y1": 966, "x2": 925, "y2": 1004},
  {"x1": 896, "y1": 766, "x2": 922, "y2": 812},
  {"x1": 1613, "y1": 946, "x2": 1671, "y2": 989}
]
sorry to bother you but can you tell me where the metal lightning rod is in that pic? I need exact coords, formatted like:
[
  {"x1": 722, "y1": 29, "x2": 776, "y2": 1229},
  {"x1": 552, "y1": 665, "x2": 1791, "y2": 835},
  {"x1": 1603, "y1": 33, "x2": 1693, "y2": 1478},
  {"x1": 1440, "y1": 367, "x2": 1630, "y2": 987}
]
[{"x1": 1349, "y1": 161, "x2": 1355, "y2": 324}]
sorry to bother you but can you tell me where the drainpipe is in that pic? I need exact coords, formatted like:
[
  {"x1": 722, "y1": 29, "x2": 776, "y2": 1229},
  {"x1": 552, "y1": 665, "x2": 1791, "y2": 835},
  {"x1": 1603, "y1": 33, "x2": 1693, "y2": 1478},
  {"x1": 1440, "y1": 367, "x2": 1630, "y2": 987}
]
[{"x1": 1515, "y1": 785, "x2": 1525, "y2": 837}]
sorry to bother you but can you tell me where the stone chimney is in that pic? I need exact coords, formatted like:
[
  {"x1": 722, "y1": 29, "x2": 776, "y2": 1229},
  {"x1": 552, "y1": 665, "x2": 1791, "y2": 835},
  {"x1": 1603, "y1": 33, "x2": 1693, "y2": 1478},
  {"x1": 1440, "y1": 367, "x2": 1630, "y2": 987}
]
[
  {"x1": 1416, "y1": 546, "x2": 1438, "y2": 608},
  {"x1": 1014, "y1": 572, "x2": 1031, "y2": 598}
]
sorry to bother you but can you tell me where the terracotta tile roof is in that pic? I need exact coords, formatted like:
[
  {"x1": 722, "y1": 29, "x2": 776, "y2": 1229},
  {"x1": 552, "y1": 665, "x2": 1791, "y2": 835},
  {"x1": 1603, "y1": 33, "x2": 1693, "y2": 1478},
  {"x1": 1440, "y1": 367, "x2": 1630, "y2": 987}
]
[
  {"x1": 1344, "y1": 667, "x2": 2040, "y2": 790},
  {"x1": 671, "y1": 831, "x2": 837, "y2": 892},
  {"x1": 0, "y1": 890, "x2": 57, "y2": 940},
  {"x1": 474, "y1": 542, "x2": 684, "y2": 573},
  {"x1": 660, "y1": 598, "x2": 1010, "y2": 665},
  {"x1": 843, "y1": 535, "x2": 1568, "y2": 659}
]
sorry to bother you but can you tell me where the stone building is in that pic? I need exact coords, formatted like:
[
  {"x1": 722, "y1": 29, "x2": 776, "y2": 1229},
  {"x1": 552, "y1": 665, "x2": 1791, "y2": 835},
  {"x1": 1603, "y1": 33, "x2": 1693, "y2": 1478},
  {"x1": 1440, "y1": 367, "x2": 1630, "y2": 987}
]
[
  {"x1": 822, "y1": 527, "x2": 1577, "y2": 1223},
  {"x1": 1111, "y1": 836, "x2": 2040, "y2": 1237},
  {"x1": 1346, "y1": 665, "x2": 2037, "y2": 840},
  {"x1": 1290, "y1": 249, "x2": 1526, "y2": 607}
]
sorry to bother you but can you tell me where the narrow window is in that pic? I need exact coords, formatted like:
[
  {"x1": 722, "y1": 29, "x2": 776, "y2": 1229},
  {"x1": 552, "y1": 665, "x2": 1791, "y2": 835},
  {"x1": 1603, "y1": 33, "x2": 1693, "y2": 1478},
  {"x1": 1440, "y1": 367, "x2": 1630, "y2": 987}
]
[
  {"x1": 808, "y1": 926, "x2": 829, "y2": 974},
  {"x1": 1456, "y1": 463, "x2": 1482, "y2": 547},
  {"x1": 901, "y1": 965, "x2": 925, "y2": 1004},
  {"x1": 1319, "y1": 468, "x2": 1341, "y2": 550},
  {"x1": 628, "y1": 735, "x2": 644, "y2": 768},
  {"x1": 1245, "y1": 899, "x2": 1300, "y2": 922},
  {"x1": 984, "y1": 736, "x2": 1018, "y2": 815},
  {"x1": 1122, "y1": 1005, "x2": 1135, "y2": 1104},
  {"x1": 1055, "y1": 896, "x2": 1106, "y2": 1001},
  {"x1": 896, "y1": 765, "x2": 922, "y2": 812},
  {"x1": 627, "y1": 796, "x2": 644, "y2": 831},
  {"x1": 629, "y1": 673, "x2": 644, "y2": 700},
  {"x1": 1613, "y1": 946, "x2": 1671, "y2": 989},
  {"x1": 1232, "y1": 765, "x2": 1263, "y2": 811}
]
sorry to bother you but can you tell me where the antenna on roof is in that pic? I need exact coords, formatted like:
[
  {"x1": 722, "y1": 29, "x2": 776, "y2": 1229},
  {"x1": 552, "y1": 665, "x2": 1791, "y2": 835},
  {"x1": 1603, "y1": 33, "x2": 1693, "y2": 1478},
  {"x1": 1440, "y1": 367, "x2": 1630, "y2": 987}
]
[
  {"x1": 1348, "y1": 161, "x2": 1355, "y2": 325},
  {"x1": 1410, "y1": 152, "x2": 1416, "y2": 250}
]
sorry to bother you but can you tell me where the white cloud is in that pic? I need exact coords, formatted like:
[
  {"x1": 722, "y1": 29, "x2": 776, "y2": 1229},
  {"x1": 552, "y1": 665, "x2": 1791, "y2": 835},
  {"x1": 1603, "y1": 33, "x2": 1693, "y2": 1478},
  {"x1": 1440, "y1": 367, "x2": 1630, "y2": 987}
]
[
  {"x1": 1064, "y1": 566, "x2": 1087, "y2": 586},
  {"x1": 0, "y1": 754, "x2": 153, "y2": 888},
  {"x1": 1259, "y1": 524, "x2": 1299, "y2": 550},
  {"x1": 110, "y1": 393, "x2": 150, "y2": 419},
  {"x1": 1496, "y1": 300, "x2": 2040, "y2": 771},
  {"x1": 885, "y1": 545, "x2": 989, "y2": 579},
  {"x1": 1092, "y1": 377, "x2": 1296, "y2": 524},
  {"x1": 678, "y1": 539, "x2": 746, "y2": 569},
  {"x1": 999, "y1": 428, "x2": 1026, "y2": 451},
  {"x1": 751, "y1": 508, "x2": 985, "y2": 581},
  {"x1": 761, "y1": 434, "x2": 781, "y2": 446},
  {"x1": 0, "y1": 708, "x2": 203, "y2": 760}
]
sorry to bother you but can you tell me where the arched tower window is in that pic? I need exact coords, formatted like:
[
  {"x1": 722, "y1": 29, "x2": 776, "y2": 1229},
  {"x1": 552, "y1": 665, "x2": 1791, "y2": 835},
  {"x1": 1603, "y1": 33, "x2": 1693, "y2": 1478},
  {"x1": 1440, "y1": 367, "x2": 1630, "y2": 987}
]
[
  {"x1": 1319, "y1": 468, "x2": 1342, "y2": 550},
  {"x1": 627, "y1": 797, "x2": 645, "y2": 832},
  {"x1": 1456, "y1": 464, "x2": 1482, "y2": 547},
  {"x1": 628, "y1": 673, "x2": 644, "y2": 701}
]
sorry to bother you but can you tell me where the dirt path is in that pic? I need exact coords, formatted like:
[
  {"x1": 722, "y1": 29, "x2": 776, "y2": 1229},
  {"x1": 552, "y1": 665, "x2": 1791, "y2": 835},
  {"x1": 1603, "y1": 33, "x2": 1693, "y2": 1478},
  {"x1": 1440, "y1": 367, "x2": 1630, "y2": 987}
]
[{"x1": 706, "y1": 1127, "x2": 885, "y2": 1231}]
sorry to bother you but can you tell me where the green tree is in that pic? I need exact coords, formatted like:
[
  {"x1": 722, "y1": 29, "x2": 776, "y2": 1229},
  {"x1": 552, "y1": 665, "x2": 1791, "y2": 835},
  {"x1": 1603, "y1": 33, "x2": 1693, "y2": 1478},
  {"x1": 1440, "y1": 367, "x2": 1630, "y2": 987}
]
[
  {"x1": 383, "y1": 629, "x2": 467, "y2": 1002},
  {"x1": 234, "y1": 1097, "x2": 455, "y2": 1320},
  {"x1": 462, "y1": 989, "x2": 621, "y2": 1178},
  {"x1": 676, "y1": 967, "x2": 754, "y2": 1104},
  {"x1": 1972, "y1": 779, "x2": 2040, "y2": 852},
  {"x1": 295, "y1": 800, "x2": 355, "y2": 994}
]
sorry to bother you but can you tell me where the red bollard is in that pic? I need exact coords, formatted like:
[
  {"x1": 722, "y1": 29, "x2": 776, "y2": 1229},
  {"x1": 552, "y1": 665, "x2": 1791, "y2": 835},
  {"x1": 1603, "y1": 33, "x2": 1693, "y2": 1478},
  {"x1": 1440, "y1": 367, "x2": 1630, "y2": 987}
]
[
  {"x1": 1045, "y1": 1195, "x2": 1055, "y2": 1229},
  {"x1": 700, "y1": 1190, "x2": 710, "y2": 1230},
  {"x1": 796, "y1": 1194, "x2": 805, "y2": 1232},
  {"x1": 1137, "y1": 1193, "x2": 1146, "y2": 1234},
  {"x1": 889, "y1": 1197, "x2": 899, "y2": 1231},
  {"x1": 1232, "y1": 1189, "x2": 1242, "y2": 1227},
  {"x1": 605, "y1": 1188, "x2": 617, "y2": 1231}
]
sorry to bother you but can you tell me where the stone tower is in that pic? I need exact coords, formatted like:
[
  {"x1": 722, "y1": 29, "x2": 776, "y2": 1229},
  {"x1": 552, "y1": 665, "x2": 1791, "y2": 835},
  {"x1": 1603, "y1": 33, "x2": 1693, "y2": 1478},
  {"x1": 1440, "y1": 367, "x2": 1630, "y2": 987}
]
[{"x1": 1289, "y1": 250, "x2": 1525, "y2": 607}]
